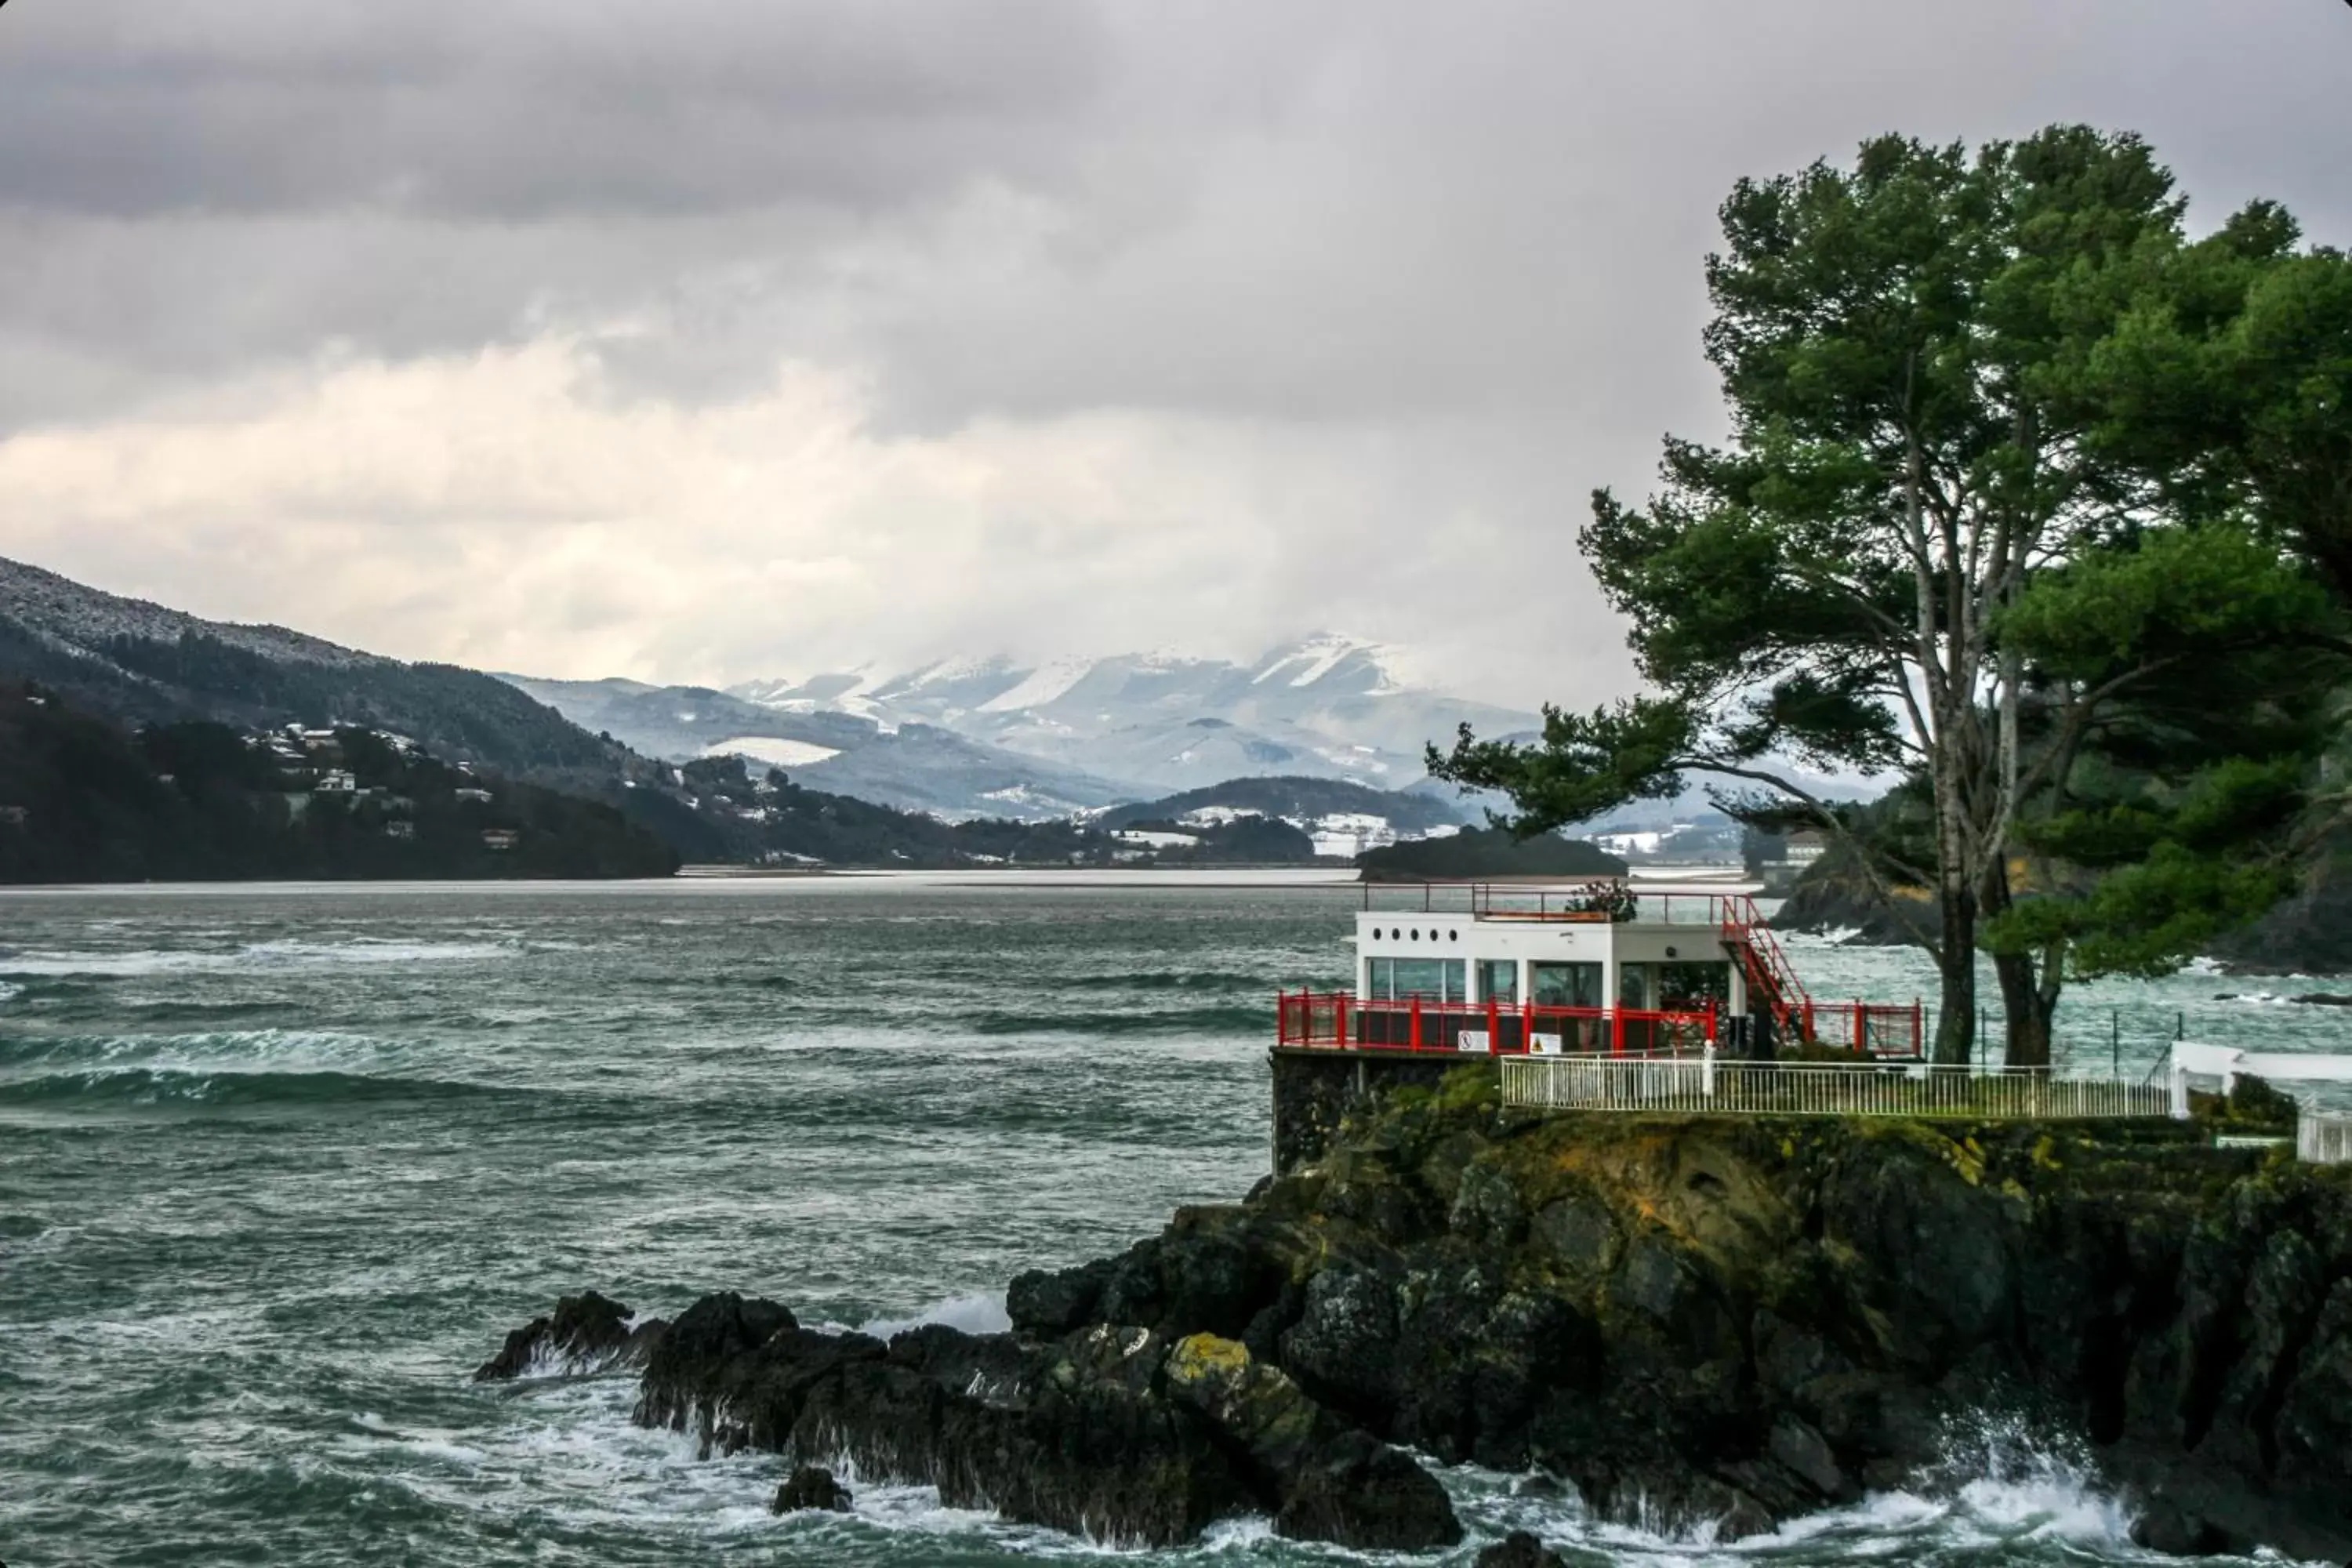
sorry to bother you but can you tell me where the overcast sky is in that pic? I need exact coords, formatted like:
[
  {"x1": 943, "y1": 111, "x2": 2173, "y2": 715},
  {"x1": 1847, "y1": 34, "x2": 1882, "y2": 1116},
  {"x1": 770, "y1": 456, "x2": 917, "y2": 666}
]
[{"x1": 0, "y1": 2, "x2": 2346, "y2": 706}]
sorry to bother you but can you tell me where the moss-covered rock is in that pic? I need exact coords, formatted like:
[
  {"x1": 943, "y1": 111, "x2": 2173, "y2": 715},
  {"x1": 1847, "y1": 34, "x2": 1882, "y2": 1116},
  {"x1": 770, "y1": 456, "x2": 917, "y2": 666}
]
[{"x1": 1024, "y1": 1066, "x2": 2352, "y2": 1557}]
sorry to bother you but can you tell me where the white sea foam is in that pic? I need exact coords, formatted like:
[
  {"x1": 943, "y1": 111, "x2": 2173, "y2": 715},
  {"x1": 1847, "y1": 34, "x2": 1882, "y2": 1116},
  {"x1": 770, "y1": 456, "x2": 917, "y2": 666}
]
[
  {"x1": 5, "y1": 1026, "x2": 388, "y2": 1077},
  {"x1": 855, "y1": 1291, "x2": 1012, "y2": 1341},
  {"x1": 1432, "y1": 1414, "x2": 2144, "y2": 1567},
  {"x1": 0, "y1": 938, "x2": 517, "y2": 978}
]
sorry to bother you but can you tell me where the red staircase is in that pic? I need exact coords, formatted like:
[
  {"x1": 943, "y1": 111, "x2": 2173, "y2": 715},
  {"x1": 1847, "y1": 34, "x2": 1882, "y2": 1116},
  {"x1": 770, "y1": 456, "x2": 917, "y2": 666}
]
[
  {"x1": 1719, "y1": 894, "x2": 1811, "y2": 1034},
  {"x1": 1717, "y1": 895, "x2": 1924, "y2": 1057}
]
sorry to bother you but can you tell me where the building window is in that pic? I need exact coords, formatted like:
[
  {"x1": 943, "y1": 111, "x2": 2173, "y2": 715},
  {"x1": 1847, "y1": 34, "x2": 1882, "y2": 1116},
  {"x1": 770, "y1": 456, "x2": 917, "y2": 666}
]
[
  {"x1": 1478, "y1": 959, "x2": 1517, "y2": 1004},
  {"x1": 1660, "y1": 962, "x2": 1729, "y2": 1008},
  {"x1": 1371, "y1": 957, "x2": 1464, "y2": 1002},
  {"x1": 1619, "y1": 964, "x2": 1652, "y2": 1011},
  {"x1": 1530, "y1": 961, "x2": 1602, "y2": 1009}
]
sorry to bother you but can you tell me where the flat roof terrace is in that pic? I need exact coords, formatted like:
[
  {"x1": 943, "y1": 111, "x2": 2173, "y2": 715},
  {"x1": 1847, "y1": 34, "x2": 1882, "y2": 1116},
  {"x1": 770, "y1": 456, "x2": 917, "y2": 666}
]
[{"x1": 1355, "y1": 878, "x2": 1762, "y2": 925}]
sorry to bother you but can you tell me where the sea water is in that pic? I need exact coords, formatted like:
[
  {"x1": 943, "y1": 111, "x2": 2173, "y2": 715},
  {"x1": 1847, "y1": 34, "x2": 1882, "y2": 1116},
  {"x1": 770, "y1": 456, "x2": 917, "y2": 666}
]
[{"x1": 0, "y1": 877, "x2": 2327, "y2": 1566}]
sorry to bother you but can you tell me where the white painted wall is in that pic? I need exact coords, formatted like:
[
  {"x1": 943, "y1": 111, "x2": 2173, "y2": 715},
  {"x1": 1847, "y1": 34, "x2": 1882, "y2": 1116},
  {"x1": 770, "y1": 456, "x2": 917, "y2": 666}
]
[{"x1": 1352, "y1": 914, "x2": 1735, "y2": 1009}]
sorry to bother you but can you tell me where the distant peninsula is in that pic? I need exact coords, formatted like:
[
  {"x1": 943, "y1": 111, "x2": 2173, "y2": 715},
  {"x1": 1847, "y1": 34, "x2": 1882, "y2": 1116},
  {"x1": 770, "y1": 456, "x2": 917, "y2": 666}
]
[{"x1": 1357, "y1": 826, "x2": 1625, "y2": 883}]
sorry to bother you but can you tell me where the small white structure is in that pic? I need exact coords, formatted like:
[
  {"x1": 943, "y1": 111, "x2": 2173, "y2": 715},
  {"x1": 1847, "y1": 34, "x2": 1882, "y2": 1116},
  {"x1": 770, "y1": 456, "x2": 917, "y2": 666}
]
[
  {"x1": 1352, "y1": 891, "x2": 1745, "y2": 1033},
  {"x1": 2168, "y1": 1040, "x2": 2352, "y2": 1118},
  {"x1": 1277, "y1": 880, "x2": 1924, "y2": 1058}
]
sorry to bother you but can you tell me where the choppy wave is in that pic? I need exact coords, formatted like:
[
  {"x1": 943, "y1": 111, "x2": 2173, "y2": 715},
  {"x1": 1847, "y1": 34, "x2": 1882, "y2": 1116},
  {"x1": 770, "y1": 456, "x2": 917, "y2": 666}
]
[
  {"x1": 0, "y1": 1065, "x2": 505, "y2": 1111},
  {"x1": 969, "y1": 1005, "x2": 1266, "y2": 1037},
  {"x1": 0, "y1": 938, "x2": 518, "y2": 978},
  {"x1": 1056, "y1": 971, "x2": 1269, "y2": 995},
  {"x1": 0, "y1": 1026, "x2": 387, "y2": 1074}
]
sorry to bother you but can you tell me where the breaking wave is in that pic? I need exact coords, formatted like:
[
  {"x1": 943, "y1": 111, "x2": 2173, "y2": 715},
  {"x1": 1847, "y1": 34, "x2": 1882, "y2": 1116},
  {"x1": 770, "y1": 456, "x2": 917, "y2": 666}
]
[
  {"x1": 0, "y1": 1027, "x2": 386, "y2": 1074},
  {"x1": 854, "y1": 1293, "x2": 1013, "y2": 1341},
  {"x1": 0, "y1": 938, "x2": 518, "y2": 978},
  {"x1": 968, "y1": 1005, "x2": 1265, "y2": 1037},
  {"x1": 0, "y1": 1066, "x2": 508, "y2": 1111},
  {"x1": 1443, "y1": 1414, "x2": 2140, "y2": 1563}
]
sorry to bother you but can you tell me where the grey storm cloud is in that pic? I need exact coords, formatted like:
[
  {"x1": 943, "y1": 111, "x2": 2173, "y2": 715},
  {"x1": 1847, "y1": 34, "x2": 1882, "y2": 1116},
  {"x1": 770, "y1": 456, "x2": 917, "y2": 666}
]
[
  {"x1": 5, "y1": 0, "x2": 2349, "y2": 428},
  {"x1": 0, "y1": 1, "x2": 2347, "y2": 700}
]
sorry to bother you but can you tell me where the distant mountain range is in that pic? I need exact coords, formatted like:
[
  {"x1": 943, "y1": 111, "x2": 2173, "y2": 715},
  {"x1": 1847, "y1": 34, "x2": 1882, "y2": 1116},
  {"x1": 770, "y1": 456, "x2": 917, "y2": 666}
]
[
  {"x1": 0, "y1": 553, "x2": 1855, "y2": 867},
  {"x1": 0, "y1": 556, "x2": 1468, "y2": 870},
  {"x1": 506, "y1": 636, "x2": 1541, "y2": 823}
]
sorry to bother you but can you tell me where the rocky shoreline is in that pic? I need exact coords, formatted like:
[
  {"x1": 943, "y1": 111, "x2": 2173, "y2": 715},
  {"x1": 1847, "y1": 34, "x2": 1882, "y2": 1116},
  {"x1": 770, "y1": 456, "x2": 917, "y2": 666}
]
[
  {"x1": 478, "y1": 1065, "x2": 2352, "y2": 1561},
  {"x1": 1771, "y1": 858, "x2": 2352, "y2": 978}
]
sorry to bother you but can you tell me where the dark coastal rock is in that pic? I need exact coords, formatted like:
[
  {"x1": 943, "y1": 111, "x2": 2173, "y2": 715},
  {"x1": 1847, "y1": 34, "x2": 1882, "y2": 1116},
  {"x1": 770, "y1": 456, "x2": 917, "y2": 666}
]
[
  {"x1": 1768, "y1": 865, "x2": 1923, "y2": 946},
  {"x1": 474, "y1": 1290, "x2": 666, "y2": 1381},
  {"x1": 1160, "y1": 1331, "x2": 1459, "y2": 1549},
  {"x1": 481, "y1": 1060, "x2": 2352, "y2": 1559},
  {"x1": 612, "y1": 1293, "x2": 1460, "y2": 1550},
  {"x1": 772, "y1": 1465, "x2": 852, "y2": 1513},
  {"x1": 2208, "y1": 854, "x2": 2352, "y2": 975},
  {"x1": 1477, "y1": 1530, "x2": 1567, "y2": 1568},
  {"x1": 1007, "y1": 1256, "x2": 1110, "y2": 1334},
  {"x1": 1023, "y1": 1063, "x2": 2352, "y2": 1559}
]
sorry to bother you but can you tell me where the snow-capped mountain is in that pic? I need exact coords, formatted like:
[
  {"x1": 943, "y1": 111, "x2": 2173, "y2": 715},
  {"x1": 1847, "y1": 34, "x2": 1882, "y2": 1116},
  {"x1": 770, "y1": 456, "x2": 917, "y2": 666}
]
[
  {"x1": 728, "y1": 635, "x2": 1541, "y2": 797},
  {"x1": 499, "y1": 673, "x2": 1145, "y2": 822}
]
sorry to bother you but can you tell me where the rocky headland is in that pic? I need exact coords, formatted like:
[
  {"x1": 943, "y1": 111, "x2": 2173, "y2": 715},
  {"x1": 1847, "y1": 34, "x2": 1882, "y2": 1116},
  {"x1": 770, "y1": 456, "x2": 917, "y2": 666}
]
[
  {"x1": 479, "y1": 1065, "x2": 2352, "y2": 1560},
  {"x1": 1772, "y1": 852, "x2": 2352, "y2": 978}
]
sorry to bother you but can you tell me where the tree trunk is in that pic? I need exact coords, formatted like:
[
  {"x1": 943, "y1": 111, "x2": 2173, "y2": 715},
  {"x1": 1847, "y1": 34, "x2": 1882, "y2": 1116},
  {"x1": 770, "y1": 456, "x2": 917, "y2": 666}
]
[
  {"x1": 1989, "y1": 949, "x2": 2054, "y2": 1068},
  {"x1": 1931, "y1": 878, "x2": 1977, "y2": 1065},
  {"x1": 1981, "y1": 862, "x2": 2061, "y2": 1069}
]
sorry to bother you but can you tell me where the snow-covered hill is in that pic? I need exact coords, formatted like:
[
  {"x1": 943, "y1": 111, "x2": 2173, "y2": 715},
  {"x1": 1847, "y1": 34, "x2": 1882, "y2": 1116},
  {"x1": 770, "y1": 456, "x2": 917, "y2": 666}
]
[
  {"x1": 727, "y1": 634, "x2": 1541, "y2": 797},
  {"x1": 501, "y1": 673, "x2": 1145, "y2": 822}
]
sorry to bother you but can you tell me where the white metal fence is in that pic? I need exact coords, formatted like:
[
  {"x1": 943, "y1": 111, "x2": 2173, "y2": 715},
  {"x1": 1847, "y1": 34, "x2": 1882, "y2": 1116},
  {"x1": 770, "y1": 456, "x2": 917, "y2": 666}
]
[
  {"x1": 1500, "y1": 1052, "x2": 2173, "y2": 1120},
  {"x1": 2299, "y1": 1110, "x2": 2352, "y2": 1164}
]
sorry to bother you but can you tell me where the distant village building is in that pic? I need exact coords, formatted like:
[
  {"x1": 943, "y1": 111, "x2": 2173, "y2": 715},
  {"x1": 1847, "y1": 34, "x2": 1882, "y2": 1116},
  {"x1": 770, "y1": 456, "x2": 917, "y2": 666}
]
[
  {"x1": 384, "y1": 821, "x2": 416, "y2": 840},
  {"x1": 1784, "y1": 831, "x2": 1829, "y2": 867},
  {"x1": 318, "y1": 770, "x2": 358, "y2": 793},
  {"x1": 455, "y1": 787, "x2": 494, "y2": 804},
  {"x1": 480, "y1": 829, "x2": 521, "y2": 851},
  {"x1": 1308, "y1": 812, "x2": 1400, "y2": 859},
  {"x1": 0, "y1": 804, "x2": 28, "y2": 828}
]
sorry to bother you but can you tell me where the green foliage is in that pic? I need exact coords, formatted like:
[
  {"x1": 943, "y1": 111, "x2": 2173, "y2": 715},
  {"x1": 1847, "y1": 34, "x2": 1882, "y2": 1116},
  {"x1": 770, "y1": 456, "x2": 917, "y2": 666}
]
[
  {"x1": 1427, "y1": 124, "x2": 2352, "y2": 1061},
  {"x1": 1431, "y1": 697, "x2": 1695, "y2": 835}
]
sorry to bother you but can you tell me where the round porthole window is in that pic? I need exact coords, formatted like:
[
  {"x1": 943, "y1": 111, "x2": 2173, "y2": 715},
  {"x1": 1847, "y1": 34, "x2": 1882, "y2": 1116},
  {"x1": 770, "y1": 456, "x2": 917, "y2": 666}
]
[
  {"x1": 1370, "y1": 927, "x2": 1382, "y2": 939},
  {"x1": 1449, "y1": 930, "x2": 1459, "y2": 942},
  {"x1": 1410, "y1": 928, "x2": 1421, "y2": 941},
  {"x1": 1665, "y1": 946, "x2": 1679, "y2": 959}
]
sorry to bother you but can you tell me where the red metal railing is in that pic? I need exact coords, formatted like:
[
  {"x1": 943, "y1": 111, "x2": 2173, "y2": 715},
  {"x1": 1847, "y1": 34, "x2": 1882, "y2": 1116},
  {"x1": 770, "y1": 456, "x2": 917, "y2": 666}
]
[
  {"x1": 1275, "y1": 990, "x2": 1718, "y2": 1058},
  {"x1": 1791, "y1": 1000, "x2": 1926, "y2": 1058}
]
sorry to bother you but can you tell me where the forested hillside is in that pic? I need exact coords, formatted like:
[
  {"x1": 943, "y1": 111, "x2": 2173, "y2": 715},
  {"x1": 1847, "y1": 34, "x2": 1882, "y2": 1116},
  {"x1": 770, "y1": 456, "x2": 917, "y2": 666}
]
[{"x1": 0, "y1": 685, "x2": 677, "y2": 882}]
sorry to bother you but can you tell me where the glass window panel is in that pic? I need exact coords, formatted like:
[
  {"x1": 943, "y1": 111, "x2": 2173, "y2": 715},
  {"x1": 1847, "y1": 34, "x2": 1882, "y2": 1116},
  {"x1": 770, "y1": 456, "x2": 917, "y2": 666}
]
[
  {"x1": 1660, "y1": 962, "x2": 1728, "y2": 1008},
  {"x1": 1619, "y1": 964, "x2": 1652, "y2": 1010},
  {"x1": 1478, "y1": 959, "x2": 1518, "y2": 1004},
  {"x1": 1530, "y1": 961, "x2": 1602, "y2": 1008},
  {"x1": 1392, "y1": 959, "x2": 1446, "y2": 999},
  {"x1": 1442, "y1": 960, "x2": 1466, "y2": 1004},
  {"x1": 1368, "y1": 956, "x2": 1394, "y2": 1001}
]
